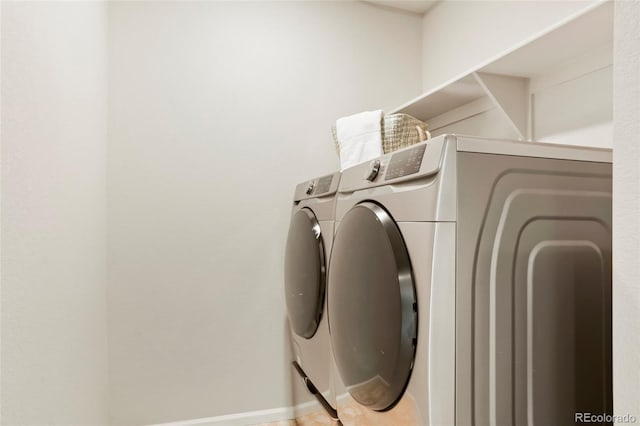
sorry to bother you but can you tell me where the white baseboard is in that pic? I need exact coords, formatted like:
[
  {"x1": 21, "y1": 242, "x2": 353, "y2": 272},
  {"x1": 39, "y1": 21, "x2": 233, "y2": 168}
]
[{"x1": 147, "y1": 401, "x2": 319, "y2": 426}]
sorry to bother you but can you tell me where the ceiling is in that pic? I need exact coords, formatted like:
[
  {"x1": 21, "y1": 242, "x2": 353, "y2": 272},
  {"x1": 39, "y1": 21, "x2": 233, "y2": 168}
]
[{"x1": 364, "y1": 0, "x2": 439, "y2": 15}]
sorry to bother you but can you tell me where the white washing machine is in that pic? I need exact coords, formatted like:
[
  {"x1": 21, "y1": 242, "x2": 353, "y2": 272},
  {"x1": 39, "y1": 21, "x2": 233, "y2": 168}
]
[
  {"x1": 328, "y1": 135, "x2": 612, "y2": 425},
  {"x1": 284, "y1": 172, "x2": 341, "y2": 424}
]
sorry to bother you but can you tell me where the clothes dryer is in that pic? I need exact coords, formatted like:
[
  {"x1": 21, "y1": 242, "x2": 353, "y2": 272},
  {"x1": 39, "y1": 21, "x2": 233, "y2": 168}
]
[
  {"x1": 285, "y1": 172, "x2": 341, "y2": 424},
  {"x1": 328, "y1": 135, "x2": 612, "y2": 425}
]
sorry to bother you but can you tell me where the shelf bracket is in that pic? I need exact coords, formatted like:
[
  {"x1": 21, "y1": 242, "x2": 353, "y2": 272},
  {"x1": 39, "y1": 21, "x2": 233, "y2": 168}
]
[{"x1": 473, "y1": 72, "x2": 529, "y2": 140}]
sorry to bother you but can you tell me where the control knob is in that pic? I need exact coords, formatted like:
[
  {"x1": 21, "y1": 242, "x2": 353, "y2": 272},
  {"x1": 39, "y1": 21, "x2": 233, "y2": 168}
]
[
  {"x1": 365, "y1": 159, "x2": 381, "y2": 182},
  {"x1": 305, "y1": 181, "x2": 315, "y2": 195}
]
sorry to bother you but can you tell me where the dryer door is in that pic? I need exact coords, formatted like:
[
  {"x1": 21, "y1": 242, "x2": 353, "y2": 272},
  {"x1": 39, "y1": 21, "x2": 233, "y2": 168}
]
[
  {"x1": 328, "y1": 201, "x2": 417, "y2": 411},
  {"x1": 285, "y1": 207, "x2": 326, "y2": 339}
]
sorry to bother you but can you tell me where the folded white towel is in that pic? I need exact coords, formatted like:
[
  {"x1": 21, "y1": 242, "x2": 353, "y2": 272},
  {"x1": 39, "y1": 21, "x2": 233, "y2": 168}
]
[{"x1": 336, "y1": 110, "x2": 383, "y2": 170}]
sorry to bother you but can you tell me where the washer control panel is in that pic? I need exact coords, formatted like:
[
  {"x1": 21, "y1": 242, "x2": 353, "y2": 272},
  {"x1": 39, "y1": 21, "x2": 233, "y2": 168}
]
[
  {"x1": 385, "y1": 144, "x2": 428, "y2": 180},
  {"x1": 314, "y1": 174, "x2": 334, "y2": 195},
  {"x1": 294, "y1": 172, "x2": 341, "y2": 202},
  {"x1": 336, "y1": 137, "x2": 446, "y2": 194}
]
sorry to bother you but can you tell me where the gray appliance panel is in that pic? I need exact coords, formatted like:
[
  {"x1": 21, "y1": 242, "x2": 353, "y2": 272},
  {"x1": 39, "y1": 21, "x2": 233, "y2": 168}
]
[
  {"x1": 455, "y1": 135, "x2": 612, "y2": 163},
  {"x1": 293, "y1": 172, "x2": 341, "y2": 202},
  {"x1": 337, "y1": 138, "x2": 446, "y2": 194},
  {"x1": 514, "y1": 220, "x2": 611, "y2": 426},
  {"x1": 456, "y1": 151, "x2": 612, "y2": 426}
]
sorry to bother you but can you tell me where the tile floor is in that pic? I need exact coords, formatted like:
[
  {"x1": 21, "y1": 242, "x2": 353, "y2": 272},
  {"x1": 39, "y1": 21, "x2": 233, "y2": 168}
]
[
  {"x1": 253, "y1": 409, "x2": 342, "y2": 425},
  {"x1": 254, "y1": 393, "x2": 419, "y2": 425}
]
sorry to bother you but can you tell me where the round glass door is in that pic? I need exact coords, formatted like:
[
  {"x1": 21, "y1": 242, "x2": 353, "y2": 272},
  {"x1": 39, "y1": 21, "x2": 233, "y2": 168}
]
[
  {"x1": 328, "y1": 202, "x2": 417, "y2": 411},
  {"x1": 284, "y1": 207, "x2": 326, "y2": 339}
]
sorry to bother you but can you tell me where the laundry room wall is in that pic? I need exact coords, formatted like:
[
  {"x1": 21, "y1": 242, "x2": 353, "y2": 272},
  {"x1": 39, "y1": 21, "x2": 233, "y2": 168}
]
[
  {"x1": 613, "y1": 0, "x2": 640, "y2": 420},
  {"x1": 107, "y1": 2, "x2": 422, "y2": 424},
  {"x1": 421, "y1": 0, "x2": 612, "y2": 147},
  {"x1": 1, "y1": 2, "x2": 109, "y2": 425},
  {"x1": 420, "y1": 0, "x2": 597, "y2": 92}
]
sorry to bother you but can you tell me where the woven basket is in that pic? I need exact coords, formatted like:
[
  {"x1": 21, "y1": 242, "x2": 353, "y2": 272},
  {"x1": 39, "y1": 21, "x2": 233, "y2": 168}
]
[
  {"x1": 332, "y1": 113, "x2": 428, "y2": 155},
  {"x1": 381, "y1": 114, "x2": 428, "y2": 153}
]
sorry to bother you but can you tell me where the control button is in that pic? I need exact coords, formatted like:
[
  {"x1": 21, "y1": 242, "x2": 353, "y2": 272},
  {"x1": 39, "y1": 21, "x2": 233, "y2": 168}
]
[
  {"x1": 305, "y1": 181, "x2": 315, "y2": 195},
  {"x1": 385, "y1": 144, "x2": 427, "y2": 180},
  {"x1": 315, "y1": 175, "x2": 333, "y2": 195},
  {"x1": 365, "y1": 159, "x2": 381, "y2": 182}
]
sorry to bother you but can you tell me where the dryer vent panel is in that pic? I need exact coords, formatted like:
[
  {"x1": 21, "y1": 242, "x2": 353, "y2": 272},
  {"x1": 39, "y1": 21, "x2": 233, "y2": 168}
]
[{"x1": 456, "y1": 152, "x2": 613, "y2": 426}]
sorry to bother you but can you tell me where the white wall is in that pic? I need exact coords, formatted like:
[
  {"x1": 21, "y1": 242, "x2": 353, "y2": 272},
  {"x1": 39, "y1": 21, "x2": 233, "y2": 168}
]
[
  {"x1": 420, "y1": 1, "x2": 612, "y2": 148},
  {"x1": 1, "y1": 2, "x2": 109, "y2": 425},
  {"x1": 532, "y1": 64, "x2": 612, "y2": 147},
  {"x1": 106, "y1": 2, "x2": 422, "y2": 424},
  {"x1": 420, "y1": 0, "x2": 596, "y2": 93},
  {"x1": 613, "y1": 0, "x2": 640, "y2": 420},
  {"x1": 431, "y1": 105, "x2": 519, "y2": 140}
]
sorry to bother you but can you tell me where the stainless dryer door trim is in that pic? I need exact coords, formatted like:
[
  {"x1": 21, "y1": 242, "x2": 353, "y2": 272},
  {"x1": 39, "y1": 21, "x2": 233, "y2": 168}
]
[
  {"x1": 328, "y1": 201, "x2": 417, "y2": 411},
  {"x1": 285, "y1": 207, "x2": 326, "y2": 339}
]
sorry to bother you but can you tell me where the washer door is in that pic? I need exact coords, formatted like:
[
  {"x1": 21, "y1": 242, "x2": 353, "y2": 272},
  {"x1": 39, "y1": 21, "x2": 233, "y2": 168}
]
[
  {"x1": 285, "y1": 207, "x2": 326, "y2": 339},
  {"x1": 328, "y1": 202, "x2": 417, "y2": 411}
]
